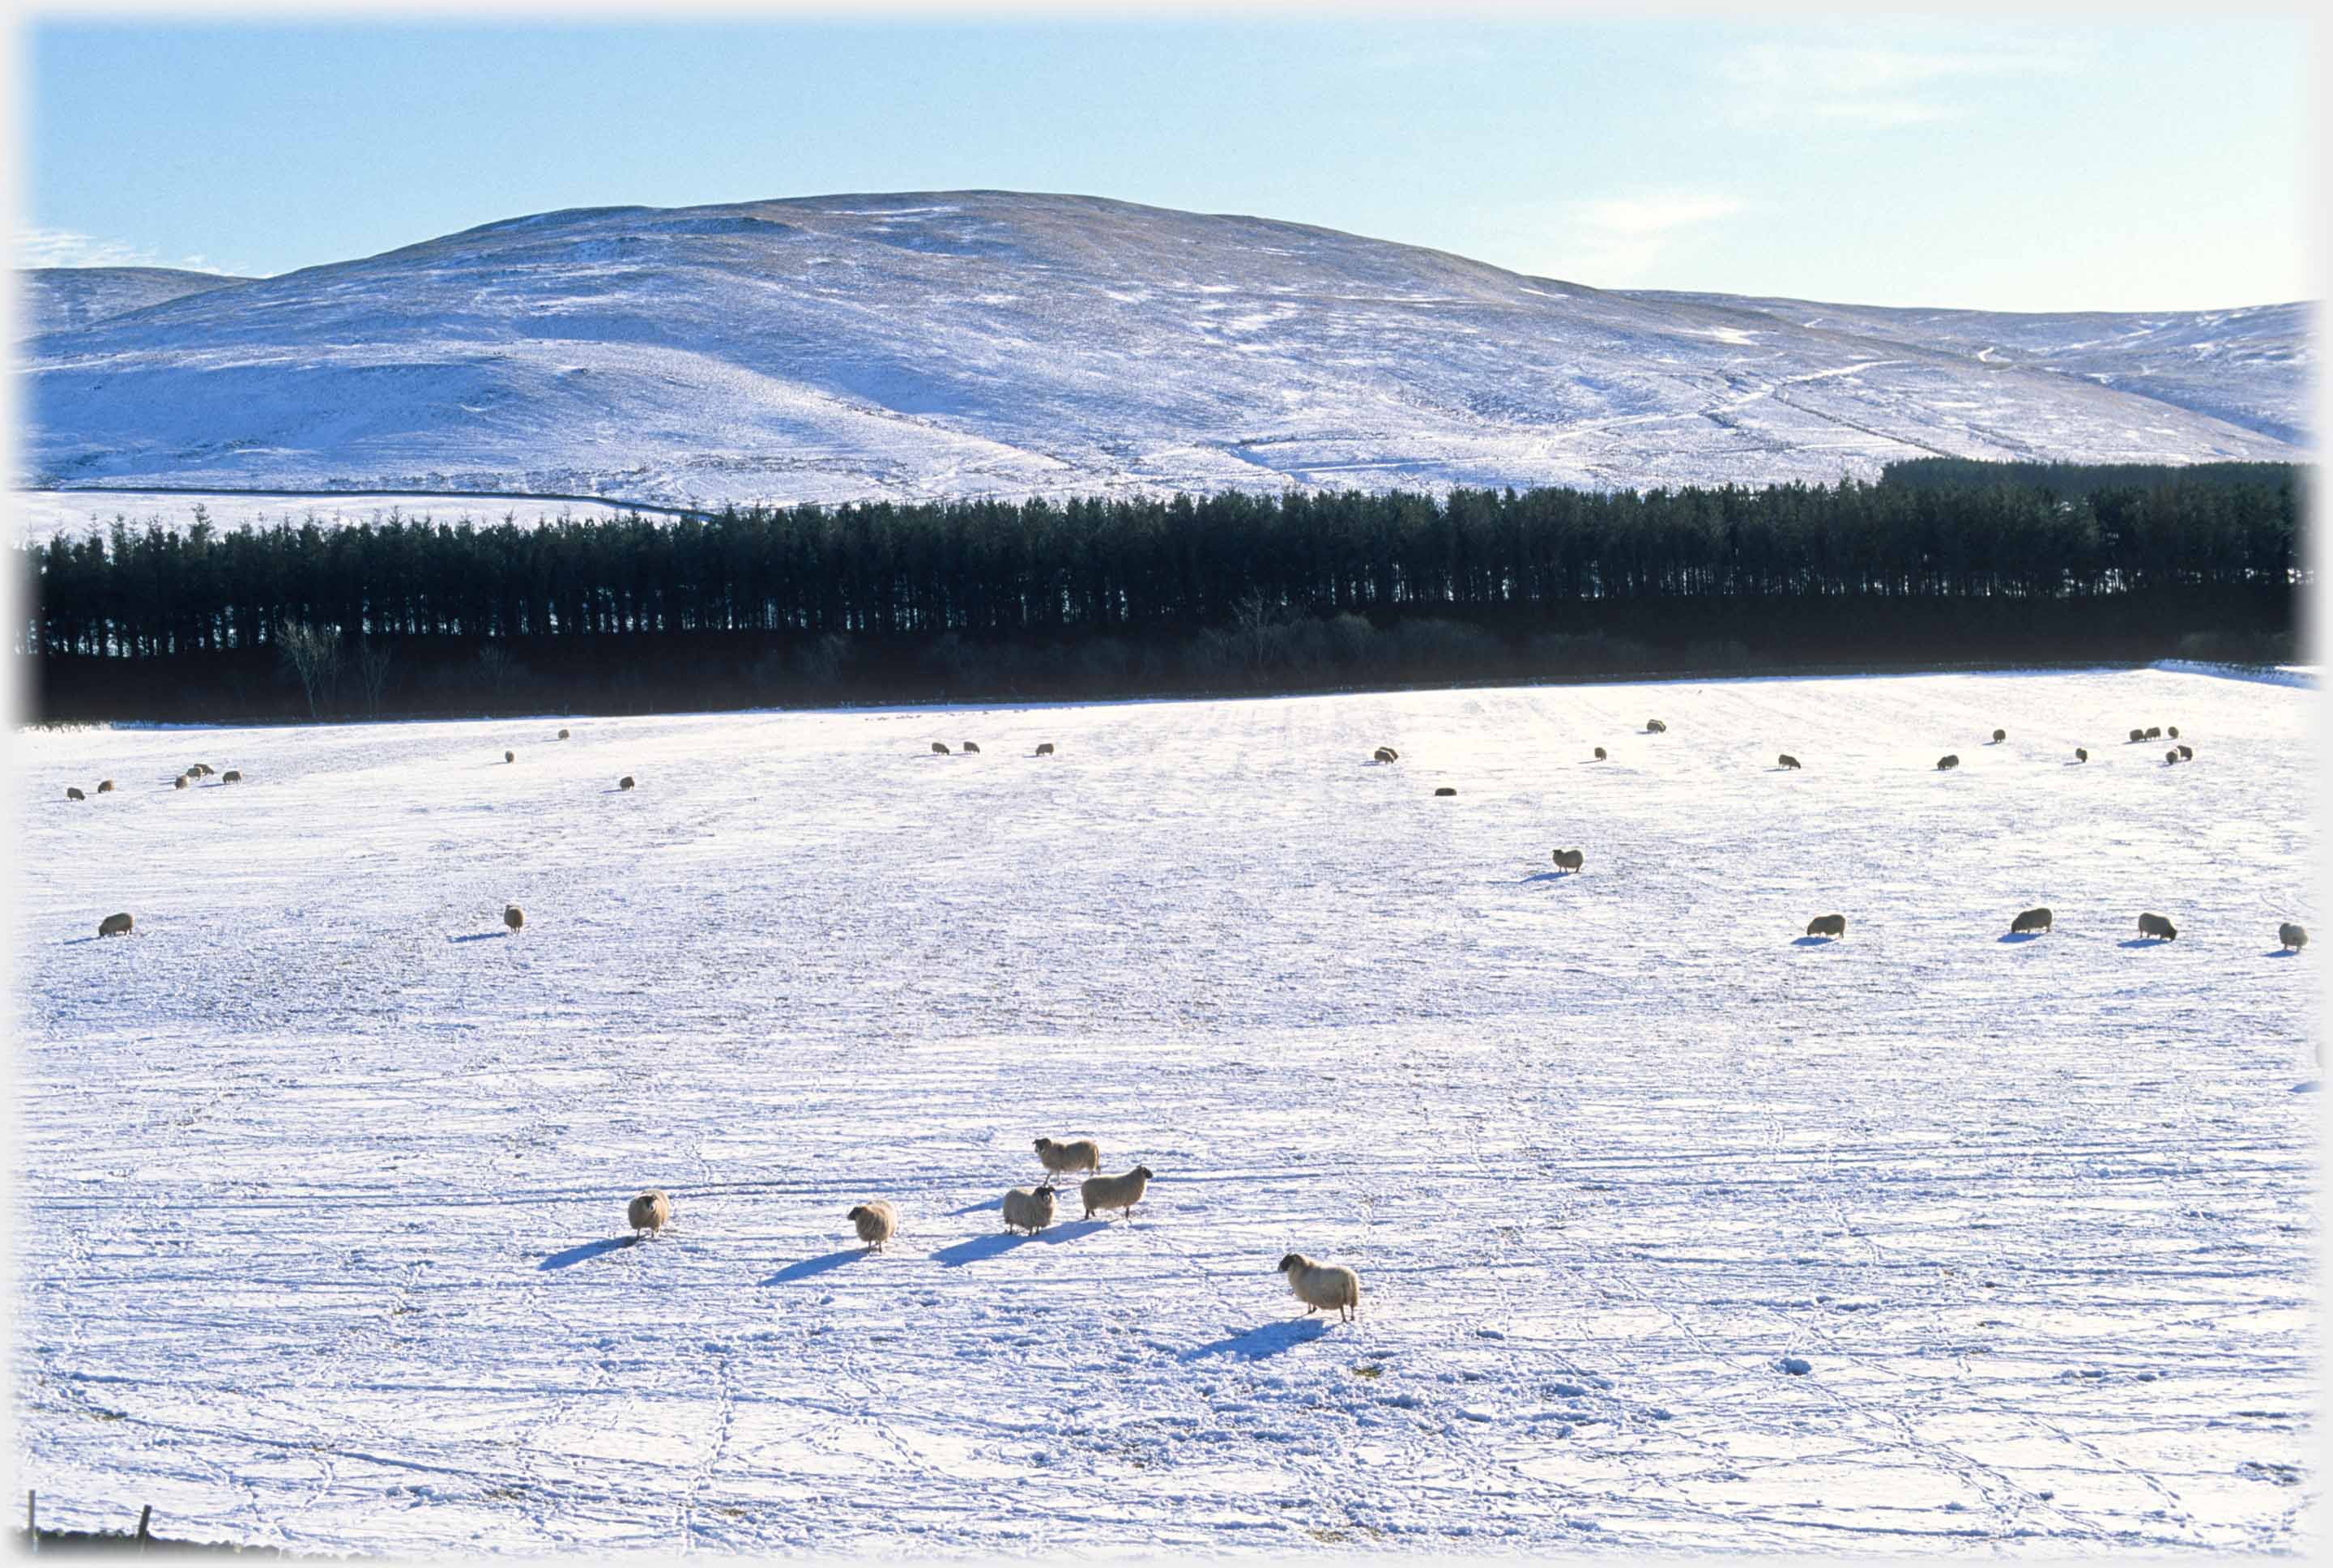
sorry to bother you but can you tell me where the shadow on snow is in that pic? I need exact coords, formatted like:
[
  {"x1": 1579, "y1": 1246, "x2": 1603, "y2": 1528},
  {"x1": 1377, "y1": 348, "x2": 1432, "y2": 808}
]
[
  {"x1": 1180, "y1": 1318, "x2": 1330, "y2": 1362},
  {"x1": 538, "y1": 1236, "x2": 635, "y2": 1271},
  {"x1": 929, "y1": 1221, "x2": 1106, "y2": 1268}
]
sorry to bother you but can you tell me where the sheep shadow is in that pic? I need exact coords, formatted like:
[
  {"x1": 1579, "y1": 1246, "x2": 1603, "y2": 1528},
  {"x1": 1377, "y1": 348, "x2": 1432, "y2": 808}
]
[
  {"x1": 931, "y1": 1221, "x2": 1103, "y2": 1268},
  {"x1": 1791, "y1": 935, "x2": 1837, "y2": 947},
  {"x1": 1520, "y1": 871, "x2": 1573, "y2": 884},
  {"x1": 447, "y1": 931, "x2": 510, "y2": 944},
  {"x1": 60, "y1": 935, "x2": 103, "y2": 947},
  {"x1": 761, "y1": 1248, "x2": 868, "y2": 1285},
  {"x1": 2118, "y1": 937, "x2": 2173, "y2": 948},
  {"x1": 2267, "y1": 948, "x2": 2302, "y2": 959},
  {"x1": 538, "y1": 1236, "x2": 634, "y2": 1271},
  {"x1": 1997, "y1": 931, "x2": 2045, "y2": 944},
  {"x1": 1180, "y1": 1318, "x2": 1329, "y2": 1363}
]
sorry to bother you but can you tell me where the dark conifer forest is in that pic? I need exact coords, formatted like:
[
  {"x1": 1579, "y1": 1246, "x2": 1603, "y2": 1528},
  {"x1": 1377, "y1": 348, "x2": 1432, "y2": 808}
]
[{"x1": 17, "y1": 462, "x2": 2306, "y2": 722}]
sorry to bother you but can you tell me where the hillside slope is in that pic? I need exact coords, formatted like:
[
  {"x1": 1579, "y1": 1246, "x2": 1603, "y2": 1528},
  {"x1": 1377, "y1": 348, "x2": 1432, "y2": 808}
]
[
  {"x1": 17, "y1": 266, "x2": 255, "y2": 339},
  {"x1": 18, "y1": 192, "x2": 2314, "y2": 505}
]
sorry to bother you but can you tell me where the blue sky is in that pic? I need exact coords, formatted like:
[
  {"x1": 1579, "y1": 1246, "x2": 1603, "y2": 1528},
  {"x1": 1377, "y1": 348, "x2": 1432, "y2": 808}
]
[{"x1": 19, "y1": 17, "x2": 2317, "y2": 311}]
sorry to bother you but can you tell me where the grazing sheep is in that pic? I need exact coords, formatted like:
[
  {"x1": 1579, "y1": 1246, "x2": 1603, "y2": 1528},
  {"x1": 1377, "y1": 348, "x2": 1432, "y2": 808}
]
[
  {"x1": 1034, "y1": 1136, "x2": 1103, "y2": 1177},
  {"x1": 96, "y1": 780, "x2": 114, "y2": 794},
  {"x1": 220, "y1": 770, "x2": 242, "y2": 783},
  {"x1": 932, "y1": 742, "x2": 950, "y2": 754},
  {"x1": 962, "y1": 741, "x2": 980, "y2": 753},
  {"x1": 174, "y1": 774, "x2": 190, "y2": 789},
  {"x1": 627, "y1": 1190, "x2": 671, "y2": 1238},
  {"x1": 2167, "y1": 726, "x2": 2179, "y2": 739},
  {"x1": 2165, "y1": 749, "x2": 2180, "y2": 766},
  {"x1": 96, "y1": 912, "x2": 134, "y2": 938},
  {"x1": 1002, "y1": 1185, "x2": 1059, "y2": 1235},
  {"x1": 1805, "y1": 913, "x2": 1847, "y2": 939},
  {"x1": 2075, "y1": 748, "x2": 2088, "y2": 762},
  {"x1": 1645, "y1": 719, "x2": 1666, "y2": 733},
  {"x1": 2145, "y1": 726, "x2": 2162, "y2": 739},
  {"x1": 2177, "y1": 744, "x2": 2193, "y2": 760},
  {"x1": 558, "y1": 728, "x2": 571, "y2": 739},
  {"x1": 1778, "y1": 754, "x2": 1802, "y2": 769},
  {"x1": 187, "y1": 764, "x2": 212, "y2": 777},
  {"x1": 1593, "y1": 747, "x2": 1606, "y2": 761},
  {"x1": 1434, "y1": 786, "x2": 1457, "y2": 797},
  {"x1": 1277, "y1": 1253, "x2": 1361, "y2": 1323},
  {"x1": 65, "y1": 787, "x2": 83, "y2": 801},
  {"x1": 847, "y1": 1200, "x2": 899, "y2": 1251},
  {"x1": 1372, "y1": 746, "x2": 1398, "y2": 763},
  {"x1": 1551, "y1": 848, "x2": 1584, "y2": 872},
  {"x1": 1991, "y1": 728, "x2": 2006, "y2": 743},
  {"x1": 1036, "y1": 743, "x2": 1055, "y2": 756},
  {"x1": 2011, "y1": 906, "x2": 2053, "y2": 935},
  {"x1": 2129, "y1": 729, "x2": 2146, "y2": 744},
  {"x1": 1935, "y1": 754, "x2": 1959, "y2": 770},
  {"x1": 1081, "y1": 1165, "x2": 1153, "y2": 1221},
  {"x1": 2280, "y1": 922, "x2": 2308, "y2": 952},
  {"x1": 504, "y1": 905, "x2": 525, "y2": 931},
  {"x1": 619, "y1": 775, "x2": 635, "y2": 790},
  {"x1": 2137, "y1": 912, "x2": 2178, "y2": 942},
  {"x1": 505, "y1": 750, "x2": 515, "y2": 764}
]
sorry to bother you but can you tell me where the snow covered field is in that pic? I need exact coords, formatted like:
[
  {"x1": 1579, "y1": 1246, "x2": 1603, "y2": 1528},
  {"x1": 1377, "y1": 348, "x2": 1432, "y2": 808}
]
[
  {"x1": 12, "y1": 666, "x2": 2318, "y2": 1556},
  {"x1": 13, "y1": 489, "x2": 653, "y2": 546}
]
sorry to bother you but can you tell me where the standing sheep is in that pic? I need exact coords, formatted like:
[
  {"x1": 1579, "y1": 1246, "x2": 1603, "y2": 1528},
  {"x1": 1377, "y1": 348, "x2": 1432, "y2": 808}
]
[
  {"x1": 1551, "y1": 848, "x2": 1584, "y2": 872},
  {"x1": 1805, "y1": 914, "x2": 1847, "y2": 939},
  {"x1": 2279, "y1": 922, "x2": 2308, "y2": 952},
  {"x1": 220, "y1": 770, "x2": 242, "y2": 783},
  {"x1": 97, "y1": 912, "x2": 134, "y2": 938},
  {"x1": 1935, "y1": 754, "x2": 1960, "y2": 771},
  {"x1": 174, "y1": 774, "x2": 190, "y2": 789},
  {"x1": 558, "y1": 728, "x2": 571, "y2": 739},
  {"x1": 505, "y1": 751, "x2": 515, "y2": 764},
  {"x1": 1592, "y1": 747, "x2": 1606, "y2": 761},
  {"x1": 847, "y1": 1200, "x2": 899, "y2": 1251},
  {"x1": 504, "y1": 905, "x2": 525, "y2": 931},
  {"x1": 1277, "y1": 1253, "x2": 1361, "y2": 1323},
  {"x1": 2129, "y1": 729, "x2": 2146, "y2": 744},
  {"x1": 932, "y1": 742, "x2": 951, "y2": 755},
  {"x1": 1777, "y1": 754, "x2": 1802, "y2": 769},
  {"x1": 1645, "y1": 719, "x2": 1666, "y2": 734},
  {"x1": 1080, "y1": 1165, "x2": 1153, "y2": 1221},
  {"x1": 188, "y1": 764, "x2": 212, "y2": 777},
  {"x1": 2075, "y1": 748, "x2": 2088, "y2": 762},
  {"x1": 96, "y1": 780, "x2": 114, "y2": 794},
  {"x1": 1002, "y1": 1185, "x2": 1059, "y2": 1235},
  {"x1": 1035, "y1": 743, "x2": 1055, "y2": 756},
  {"x1": 1034, "y1": 1136, "x2": 1102, "y2": 1177},
  {"x1": 1434, "y1": 786, "x2": 1457, "y2": 797},
  {"x1": 2011, "y1": 907, "x2": 2053, "y2": 935},
  {"x1": 962, "y1": 742, "x2": 980, "y2": 753},
  {"x1": 2167, "y1": 726, "x2": 2179, "y2": 739},
  {"x1": 2165, "y1": 750, "x2": 2180, "y2": 766},
  {"x1": 619, "y1": 775, "x2": 636, "y2": 790},
  {"x1": 1372, "y1": 746, "x2": 1398, "y2": 763},
  {"x1": 2137, "y1": 912, "x2": 2178, "y2": 942},
  {"x1": 1990, "y1": 729, "x2": 2007, "y2": 743},
  {"x1": 2145, "y1": 726, "x2": 2162, "y2": 739},
  {"x1": 65, "y1": 787, "x2": 84, "y2": 801},
  {"x1": 2177, "y1": 744, "x2": 2193, "y2": 760},
  {"x1": 627, "y1": 1190, "x2": 671, "y2": 1239}
]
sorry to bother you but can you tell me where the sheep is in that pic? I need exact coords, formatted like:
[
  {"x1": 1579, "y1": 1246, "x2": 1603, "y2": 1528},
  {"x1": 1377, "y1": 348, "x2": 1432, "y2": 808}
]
[
  {"x1": 1935, "y1": 754, "x2": 1959, "y2": 771},
  {"x1": 1277, "y1": 1253, "x2": 1360, "y2": 1323},
  {"x1": 2167, "y1": 726, "x2": 2179, "y2": 739},
  {"x1": 504, "y1": 905, "x2": 525, "y2": 931},
  {"x1": 2137, "y1": 912, "x2": 2177, "y2": 942},
  {"x1": 1805, "y1": 913, "x2": 1847, "y2": 939},
  {"x1": 505, "y1": 750, "x2": 515, "y2": 764},
  {"x1": 1593, "y1": 747, "x2": 1606, "y2": 761},
  {"x1": 2011, "y1": 906, "x2": 2053, "y2": 935},
  {"x1": 187, "y1": 764, "x2": 212, "y2": 777},
  {"x1": 932, "y1": 742, "x2": 950, "y2": 754},
  {"x1": 1372, "y1": 746, "x2": 1398, "y2": 763},
  {"x1": 1034, "y1": 1136, "x2": 1102, "y2": 1177},
  {"x1": 1778, "y1": 754, "x2": 1801, "y2": 769},
  {"x1": 220, "y1": 770, "x2": 242, "y2": 783},
  {"x1": 2129, "y1": 729, "x2": 2146, "y2": 744},
  {"x1": 1036, "y1": 743, "x2": 1055, "y2": 756},
  {"x1": 1645, "y1": 719, "x2": 1666, "y2": 733},
  {"x1": 96, "y1": 912, "x2": 134, "y2": 938},
  {"x1": 558, "y1": 728, "x2": 571, "y2": 739},
  {"x1": 2177, "y1": 744, "x2": 2193, "y2": 760},
  {"x1": 2280, "y1": 922, "x2": 2308, "y2": 952},
  {"x1": 619, "y1": 775, "x2": 635, "y2": 790},
  {"x1": 1002, "y1": 1184, "x2": 1058, "y2": 1236},
  {"x1": 962, "y1": 742, "x2": 981, "y2": 754},
  {"x1": 1434, "y1": 786, "x2": 1457, "y2": 797},
  {"x1": 627, "y1": 1190, "x2": 671, "y2": 1238},
  {"x1": 65, "y1": 787, "x2": 84, "y2": 801},
  {"x1": 1551, "y1": 848, "x2": 1584, "y2": 872},
  {"x1": 174, "y1": 774, "x2": 190, "y2": 789},
  {"x1": 2075, "y1": 748, "x2": 2088, "y2": 762},
  {"x1": 1991, "y1": 728, "x2": 2007, "y2": 744},
  {"x1": 2165, "y1": 749, "x2": 2180, "y2": 766},
  {"x1": 1081, "y1": 1165, "x2": 1153, "y2": 1221},
  {"x1": 96, "y1": 780, "x2": 114, "y2": 794},
  {"x1": 2145, "y1": 726, "x2": 2162, "y2": 739},
  {"x1": 847, "y1": 1200, "x2": 899, "y2": 1251}
]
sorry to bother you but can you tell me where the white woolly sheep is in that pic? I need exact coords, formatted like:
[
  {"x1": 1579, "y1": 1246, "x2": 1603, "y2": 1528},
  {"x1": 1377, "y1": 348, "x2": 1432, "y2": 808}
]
[
  {"x1": 1277, "y1": 1253, "x2": 1360, "y2": 1323},
  {"x1": 1002, "y1": 1185, "x2": 1058, "y2": 1235},
  {"x1": 97, "y1": 912, "x2": 134, "y2": 938},
  {"x1": 1081, "y1": 1165, "x2": 1152, "y2": 1221},
  {"x1": 504, "y1": 905, "x2": 525, "y2": 931},
  {"x1": 1034, "y1": 1136, "x2": 1102, "y2": 1176},
  {"x1": 627, "y1": 1190, "x2": 670, "y2": 1238},
  {"x1": 847, "y1": 1200, "x2": 899, "y2": 1251}
]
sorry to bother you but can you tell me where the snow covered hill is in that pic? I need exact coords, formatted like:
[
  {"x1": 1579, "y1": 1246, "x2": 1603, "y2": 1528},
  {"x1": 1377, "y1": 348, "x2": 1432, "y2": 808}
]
[
  {"x1": 15, "y1": 192, "x2": 2314, "y2": 509},
  {"x1": 16, "y1": 266, "x2": 255, "y2": 340},
  {"x1": 13, "y1": 667, "x2": 2317, "y2": 1555}
]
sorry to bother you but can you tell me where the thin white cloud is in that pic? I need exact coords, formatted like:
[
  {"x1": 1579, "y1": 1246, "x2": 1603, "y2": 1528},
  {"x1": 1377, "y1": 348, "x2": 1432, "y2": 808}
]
[
  {"x1": 13, "y1": 225, "x2": 234, "y2": 273},
  {"x1": 1720, "y1": 40, "x2": 2064, "y2": 127},
  {"x1": 1574, "y1": 194, "x2": 1747, "y2": 237},
  {"x1": 1493, "y1": 191, "x2": 1749, "y2": 285}
]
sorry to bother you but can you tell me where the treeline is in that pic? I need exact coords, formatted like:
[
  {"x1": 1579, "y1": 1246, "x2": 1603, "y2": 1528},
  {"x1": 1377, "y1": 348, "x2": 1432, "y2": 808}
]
[{"x1": 16, "y1": 467, "x2": 2306, "y2": 721}]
